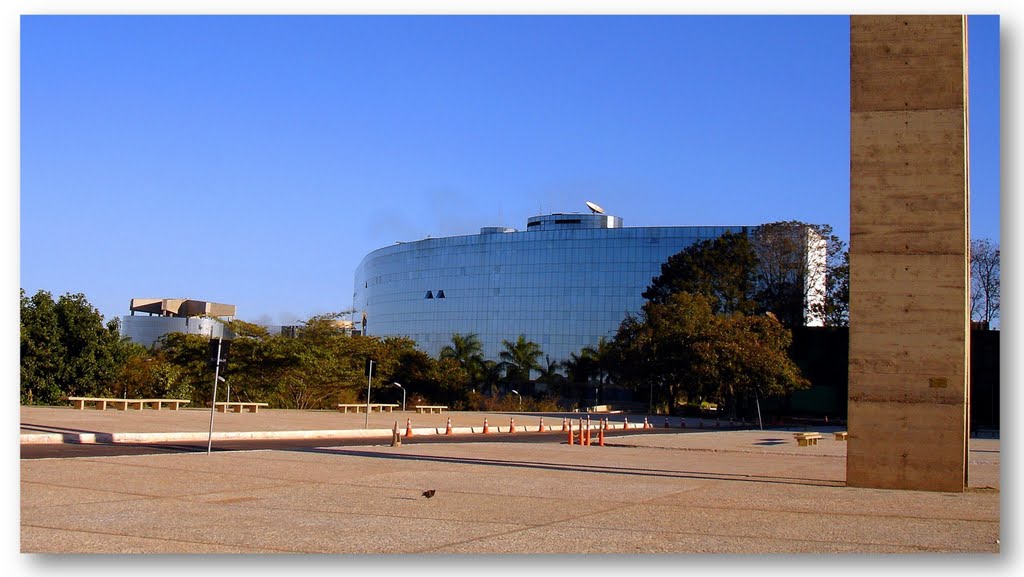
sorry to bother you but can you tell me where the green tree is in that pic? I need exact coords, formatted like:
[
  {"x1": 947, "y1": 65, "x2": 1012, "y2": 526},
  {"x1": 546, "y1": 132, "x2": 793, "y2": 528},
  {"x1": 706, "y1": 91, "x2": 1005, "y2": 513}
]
[
  {"x1": 439, "y1": 333, "x2": 486, "y2": 384},
  {"x1": 609, "y1": 292, "x2": 808, "y2": 414},
  {"x1": 498, "y1": 335, "x2": 543, "y2": 385},
  {"x1": 158, "y1": 332, "x2": 218, "y2": 403},
  {"x1": 20, "y1": 289, "x2": 125, "y2": 404},
  {"x1": 643, "y1": 231, "x2": 758, "y2": 315},
  {"x1": 20, "y1": 289, "x2": 65, "y2": 404},
  {"x1": 711, "y1": 312, "x2": 810, "y2": 418}
]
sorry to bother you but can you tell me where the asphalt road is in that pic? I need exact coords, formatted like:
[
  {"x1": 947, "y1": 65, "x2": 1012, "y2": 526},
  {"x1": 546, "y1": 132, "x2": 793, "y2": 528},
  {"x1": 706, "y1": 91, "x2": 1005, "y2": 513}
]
[{"x1": 20, "y1": 429, "x2": 651, "y2": 459}]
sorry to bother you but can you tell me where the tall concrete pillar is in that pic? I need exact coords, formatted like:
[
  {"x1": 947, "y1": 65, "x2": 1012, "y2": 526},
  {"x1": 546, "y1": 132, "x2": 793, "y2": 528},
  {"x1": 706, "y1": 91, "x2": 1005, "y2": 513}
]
[{"x1": 848, "y1": 15, "x2": 970, "y2": 492}]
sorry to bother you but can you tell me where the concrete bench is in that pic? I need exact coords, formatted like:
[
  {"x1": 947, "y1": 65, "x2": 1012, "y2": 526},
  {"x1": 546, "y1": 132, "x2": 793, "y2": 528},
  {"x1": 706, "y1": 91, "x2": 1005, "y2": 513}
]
[
  {"x1": 337, "y1": 403, "x2": 400, "y2": 413},
  {"x1": 213, "y1": 402, "x2": 269, "y2": 414},
  {"x1": 69, "y1": 397, "x2": 190, "y2": 411},
  {"x1": 415, "y1": 405, "x2": 448, "y2": 414},
  {"x1": 834, "y1": 431, "x2": 848, "y2": 441},
  {"x1": 794, "y1": 432, "x2": 823, "y2": 446}
]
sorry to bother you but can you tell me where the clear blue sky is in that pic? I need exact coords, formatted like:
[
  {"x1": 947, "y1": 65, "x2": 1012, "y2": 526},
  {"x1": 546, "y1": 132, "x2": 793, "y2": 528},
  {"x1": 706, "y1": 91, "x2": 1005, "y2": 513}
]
[{"x1": 19, "y1": 15, "x2": 1001, "y2": 325}]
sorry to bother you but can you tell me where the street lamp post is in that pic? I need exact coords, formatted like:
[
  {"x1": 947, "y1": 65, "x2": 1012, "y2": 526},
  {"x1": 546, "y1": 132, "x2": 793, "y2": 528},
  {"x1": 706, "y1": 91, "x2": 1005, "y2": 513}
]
[
  {"x1": 392, "y1": 382, "x2": 406, "y2": 412},
  {"x1": 511, "y1": 389, "x2": 521, "y2": 411}
]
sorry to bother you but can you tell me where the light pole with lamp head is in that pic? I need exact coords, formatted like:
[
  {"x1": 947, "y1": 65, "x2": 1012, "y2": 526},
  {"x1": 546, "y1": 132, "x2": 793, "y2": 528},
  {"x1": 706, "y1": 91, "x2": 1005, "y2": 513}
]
[
  {"x1": 511, "y1": 389, "x2": 521, "y2": 411},
  {"x1": 392, "y1": 382, "x2": 406, "y2": 412}
]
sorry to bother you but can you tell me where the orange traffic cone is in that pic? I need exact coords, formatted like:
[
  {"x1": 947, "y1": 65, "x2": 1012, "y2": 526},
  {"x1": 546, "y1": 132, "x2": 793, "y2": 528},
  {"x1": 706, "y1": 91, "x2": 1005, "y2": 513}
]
[
  {"x1": 567, "y1": 419, "x2": 574, "y2": 445},
  {"x1": 445, "y1": 417, "x2": 453, "y2": 435},
  {"x1": 561, "y1": 417, "x2": 568, "y2": 432},
  {"x1": 538, "y1": 417, "x2": 544, "y2": 432},
  {"x1": 623, "y1": 416, "x2": 629, "y2": 430},
  {"x1": 509, "y1": 417, "x2": 516, "y2": 433},
  {"x1": 585, "y1": 418, "x2": 591, "y2": 446},
  {"x1": 603, "y1": 418, "x2": 609, "y2": 431},
  {"x1": 643, "y1": 417, "x2": 651, "y2": 429},
  {"x1": 598, "y1": 423, "x2": 605, "y2": 446},
  {"x1": 483, "y1": 418, "x2": 490, "y2": 434},
  {"x1": 405, "y1": 418, "x2": 413, "y2": 438}
]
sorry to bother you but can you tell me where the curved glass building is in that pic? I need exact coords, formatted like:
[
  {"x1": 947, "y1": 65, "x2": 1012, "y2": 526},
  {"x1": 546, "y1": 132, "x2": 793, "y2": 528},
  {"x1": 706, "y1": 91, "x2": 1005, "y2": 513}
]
[{"x1": 354, "y1": 211, "x2": 822, "y2": 366}]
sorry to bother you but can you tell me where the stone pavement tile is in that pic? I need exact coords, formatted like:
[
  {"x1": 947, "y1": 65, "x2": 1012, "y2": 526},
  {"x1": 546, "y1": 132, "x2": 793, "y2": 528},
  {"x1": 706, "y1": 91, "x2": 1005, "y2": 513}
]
[
  {"x1": 20, "y1": 455, "x2": 291, "y2": 499},
  {"x1": 20, "y1": 483, "x2": 142, "y2": 509},
  {"x1": 576, "y1": 502, "x2": 999, "y2": 553},
  {"x1": 20, "y1": 526, "x2": 269, "y2": 554},
  {"x1": 655, "y1": 480, "x2": 1000, "y2": 522},
  {"x1": 22, "y1": 495, "x2": 530, "y2": 554},
  {"x1": 429, "y1": 525, "x2": 919, "y2": 554}
]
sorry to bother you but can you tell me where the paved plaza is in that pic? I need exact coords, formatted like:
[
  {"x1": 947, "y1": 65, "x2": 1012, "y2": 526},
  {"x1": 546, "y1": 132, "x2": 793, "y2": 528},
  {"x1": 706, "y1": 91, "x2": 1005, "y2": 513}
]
[{"x1": 19, "y1": 406, "x2": 1000, "y2": 554}]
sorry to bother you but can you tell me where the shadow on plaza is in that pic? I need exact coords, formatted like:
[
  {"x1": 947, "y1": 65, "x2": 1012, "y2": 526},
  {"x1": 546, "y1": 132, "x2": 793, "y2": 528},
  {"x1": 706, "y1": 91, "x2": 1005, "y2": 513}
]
[{"x1": 298, "y1": 446, "x2": 845, "y2": 488}]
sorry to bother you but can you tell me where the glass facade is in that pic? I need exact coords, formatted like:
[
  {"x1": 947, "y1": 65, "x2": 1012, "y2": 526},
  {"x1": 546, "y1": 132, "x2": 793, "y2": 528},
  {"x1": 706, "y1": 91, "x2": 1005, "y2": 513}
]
[{"x1": 353, "y1": 213, "x2": 755, "y2": 365}]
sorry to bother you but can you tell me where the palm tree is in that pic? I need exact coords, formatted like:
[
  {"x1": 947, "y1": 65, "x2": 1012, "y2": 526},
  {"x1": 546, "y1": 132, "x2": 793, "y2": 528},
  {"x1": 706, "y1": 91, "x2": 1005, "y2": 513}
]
[
  {"x1": 498, "y1": 335, "x2": 544, "y2": 385},
  {"x1": 535, "y1": 355, "x2": 566, "y2": 394},
  {"x1": 565, "y1": 338, "x2": 614, "y2": 404},
  {"x1": 439, "y1": 333, "x2": 485, "y2": 383}
]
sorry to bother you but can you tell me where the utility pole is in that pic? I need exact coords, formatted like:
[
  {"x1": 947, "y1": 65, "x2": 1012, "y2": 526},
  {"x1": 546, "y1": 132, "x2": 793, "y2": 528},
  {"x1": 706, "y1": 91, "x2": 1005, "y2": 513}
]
[
  {"x1": 365, "y1": 359, "x2": 373, "y2": 429},
  {"x1": 207, "y1": 335, "x2": 223, "y2": 455}
]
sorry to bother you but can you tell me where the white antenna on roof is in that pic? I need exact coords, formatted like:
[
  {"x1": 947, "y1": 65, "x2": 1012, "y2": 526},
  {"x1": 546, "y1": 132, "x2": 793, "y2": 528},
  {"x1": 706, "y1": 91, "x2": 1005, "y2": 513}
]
[{"x1": 585, "y1": 201, "x2": 605, "y2": 215}]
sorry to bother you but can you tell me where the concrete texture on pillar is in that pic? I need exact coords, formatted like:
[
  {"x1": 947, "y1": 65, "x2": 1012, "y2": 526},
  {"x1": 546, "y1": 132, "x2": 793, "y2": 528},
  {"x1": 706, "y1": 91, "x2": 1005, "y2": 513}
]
[{"x1": 848, "y1": 15, "x2": 970, "y2": 492}]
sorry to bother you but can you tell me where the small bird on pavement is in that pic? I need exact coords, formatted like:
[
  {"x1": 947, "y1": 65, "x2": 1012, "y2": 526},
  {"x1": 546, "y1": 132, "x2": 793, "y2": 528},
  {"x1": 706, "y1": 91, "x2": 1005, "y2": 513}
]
[{"x1": 422, "y1": 489, "x2": 436, "y2": 499}]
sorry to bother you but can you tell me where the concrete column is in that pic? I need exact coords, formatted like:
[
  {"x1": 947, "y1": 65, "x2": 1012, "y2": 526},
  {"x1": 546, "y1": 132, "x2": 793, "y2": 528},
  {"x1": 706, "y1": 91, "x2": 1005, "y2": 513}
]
[{"x1": 848, "y1": 15, "x2": 970, "y2": 492}]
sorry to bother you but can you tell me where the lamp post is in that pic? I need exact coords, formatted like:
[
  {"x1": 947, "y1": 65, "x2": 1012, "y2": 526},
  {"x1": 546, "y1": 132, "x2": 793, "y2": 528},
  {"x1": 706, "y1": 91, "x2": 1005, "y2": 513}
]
[
  {"x1": 511, "y1": 389, "x2": 521, "y2": 411},
  {"x1": 392, "y1": 382, "x2": 406, "y2": 412}
]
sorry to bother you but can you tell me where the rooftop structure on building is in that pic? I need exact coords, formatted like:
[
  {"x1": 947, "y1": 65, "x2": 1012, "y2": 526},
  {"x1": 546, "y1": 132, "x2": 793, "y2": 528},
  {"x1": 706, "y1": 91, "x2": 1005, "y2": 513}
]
[{"x1": 122, "y1": 298, "x2": 236, "y2": 348}]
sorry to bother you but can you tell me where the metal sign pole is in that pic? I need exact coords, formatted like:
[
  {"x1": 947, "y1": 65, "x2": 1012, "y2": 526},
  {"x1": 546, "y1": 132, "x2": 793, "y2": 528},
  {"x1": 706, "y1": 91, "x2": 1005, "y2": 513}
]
[
  {"x1": 364, "y1": 360, "x2": 373, "y2": 429},
  {"x1": 755, "y1": 390, "x2": 764, "y2": 431},
  {"x1": 207, "y1": 335, "x2": 223, "y2": 455}
]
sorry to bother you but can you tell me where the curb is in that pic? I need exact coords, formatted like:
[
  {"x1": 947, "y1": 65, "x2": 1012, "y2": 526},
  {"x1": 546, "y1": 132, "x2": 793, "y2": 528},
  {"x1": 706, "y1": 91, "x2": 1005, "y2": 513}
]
[{"x1": 20, "y1": 420, "x2": 654, "y2": 446}]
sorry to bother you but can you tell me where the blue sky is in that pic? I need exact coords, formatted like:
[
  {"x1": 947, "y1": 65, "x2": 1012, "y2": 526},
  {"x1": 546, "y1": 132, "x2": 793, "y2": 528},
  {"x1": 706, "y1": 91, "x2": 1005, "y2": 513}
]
[{"x1": 19, "y1": 14, "x2": 1001, "y2": 325}]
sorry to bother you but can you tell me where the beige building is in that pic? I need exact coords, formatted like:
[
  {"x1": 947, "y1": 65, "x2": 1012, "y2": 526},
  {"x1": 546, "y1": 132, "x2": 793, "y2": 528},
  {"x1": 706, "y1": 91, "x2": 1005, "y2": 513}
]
[{"x1": 121, "y1": 298, "x2": 237, "y2": 348}]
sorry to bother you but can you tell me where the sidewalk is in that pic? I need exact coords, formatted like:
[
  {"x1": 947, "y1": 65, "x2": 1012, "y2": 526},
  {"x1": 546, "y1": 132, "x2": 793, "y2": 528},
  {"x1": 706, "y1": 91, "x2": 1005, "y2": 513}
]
[{"x1": 19, "y1": 406, "x2": 1001, "y2": 554}]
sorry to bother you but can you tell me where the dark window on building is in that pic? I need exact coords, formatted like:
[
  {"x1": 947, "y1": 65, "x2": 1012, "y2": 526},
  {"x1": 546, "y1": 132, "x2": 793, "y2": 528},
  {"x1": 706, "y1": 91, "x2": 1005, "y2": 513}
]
[
  {"x1": 554, "y1": 219, "x2": 582, "y2": 225},
  {"x1": 425, "y1": 291, "x2": 433, "y2": 299},
  {"x1": 437, "y1": 290, "x2": 445, "y2": 298}
]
